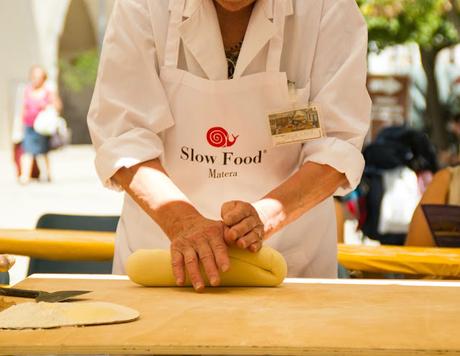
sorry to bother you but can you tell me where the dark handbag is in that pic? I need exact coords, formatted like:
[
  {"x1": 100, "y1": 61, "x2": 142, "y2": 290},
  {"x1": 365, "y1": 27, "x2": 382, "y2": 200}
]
[{"x1": 49, "y1": 121, "x2": 70, "y2": 150}]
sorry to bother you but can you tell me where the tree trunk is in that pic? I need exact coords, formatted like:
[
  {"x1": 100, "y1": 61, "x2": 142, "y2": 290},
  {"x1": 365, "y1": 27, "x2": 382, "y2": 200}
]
[{"x1": 420, "y1": 47, "x2": 449, "y2": 150}]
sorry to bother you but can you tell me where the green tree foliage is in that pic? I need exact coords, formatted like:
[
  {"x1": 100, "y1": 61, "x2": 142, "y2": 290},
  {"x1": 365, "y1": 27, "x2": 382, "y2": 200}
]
[
  {"x1": 358, "y1": 0, "x2": 460, "y2": 149},
  {"x1": 358, "y1": 0, "x2": 458, "y2": 51},
  {"x1": 59, "y1": 50, "x2": 99, "y2": 93}
]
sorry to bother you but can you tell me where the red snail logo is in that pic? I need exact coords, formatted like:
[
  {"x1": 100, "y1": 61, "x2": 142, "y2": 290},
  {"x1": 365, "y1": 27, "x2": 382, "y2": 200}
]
[{"x1": 206, "y1": 127, "x2": 239, "y2": 148}]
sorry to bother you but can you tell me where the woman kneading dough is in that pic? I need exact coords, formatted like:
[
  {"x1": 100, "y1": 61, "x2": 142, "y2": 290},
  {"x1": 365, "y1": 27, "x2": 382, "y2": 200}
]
[{"x1": 88, "y1": 0, "x2": 371, "y2": 291}]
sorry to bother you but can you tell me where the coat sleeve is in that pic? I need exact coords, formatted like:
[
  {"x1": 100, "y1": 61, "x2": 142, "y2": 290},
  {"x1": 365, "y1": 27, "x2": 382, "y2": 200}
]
[
  {"x1": 300, "y1": 0, "x2": 371, "y2": 196},
  {"x1": 87, "y1": 0, "x2": 174, "y2": 190}
]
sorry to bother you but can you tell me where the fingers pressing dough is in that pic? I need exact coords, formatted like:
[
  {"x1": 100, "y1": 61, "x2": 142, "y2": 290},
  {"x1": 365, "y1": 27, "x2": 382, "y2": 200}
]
[{"x1": 126, "y1": 246, "x2": 287, "y2": 287}]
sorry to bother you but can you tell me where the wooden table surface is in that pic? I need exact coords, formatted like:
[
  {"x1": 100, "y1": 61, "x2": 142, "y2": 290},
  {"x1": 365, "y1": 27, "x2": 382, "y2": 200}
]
[{"x1": 1, "y1": 275, "x2": 460, "y2": 355}]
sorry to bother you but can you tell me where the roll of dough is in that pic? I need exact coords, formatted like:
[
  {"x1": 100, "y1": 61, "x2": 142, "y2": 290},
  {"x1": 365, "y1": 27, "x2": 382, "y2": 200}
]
[{"x1": 126, "y1": 246, "x2": 287, "y2": 287}]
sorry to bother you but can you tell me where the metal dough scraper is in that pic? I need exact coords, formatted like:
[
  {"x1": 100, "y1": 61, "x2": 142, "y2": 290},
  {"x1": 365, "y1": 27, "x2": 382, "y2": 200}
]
[{"x1": 0, "y1": 287, "x2": 90, "y2": 302}]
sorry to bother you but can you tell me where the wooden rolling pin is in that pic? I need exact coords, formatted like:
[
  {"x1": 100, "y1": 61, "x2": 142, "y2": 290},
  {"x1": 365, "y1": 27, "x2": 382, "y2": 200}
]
[
  {"x1": 2, "y1": 227, "x2": 460, "y2": 278},
  {"x1": 0, "y1": 229, "x2": 114, "y2": 261}
]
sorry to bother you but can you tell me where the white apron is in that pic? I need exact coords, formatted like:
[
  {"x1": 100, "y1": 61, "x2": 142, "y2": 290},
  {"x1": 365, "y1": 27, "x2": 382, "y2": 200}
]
[{"x1": 113, "y1": 0, "x2": 337, "y2": 278}]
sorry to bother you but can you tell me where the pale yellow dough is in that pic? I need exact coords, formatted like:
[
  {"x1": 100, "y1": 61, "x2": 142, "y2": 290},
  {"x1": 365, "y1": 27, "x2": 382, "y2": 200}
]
[
  {"x1": 126, "y1": 246, "x2": 287, "y2": 287},
  {"x1": 0, "y1": 301, "x2": 139, "y2": 329}
]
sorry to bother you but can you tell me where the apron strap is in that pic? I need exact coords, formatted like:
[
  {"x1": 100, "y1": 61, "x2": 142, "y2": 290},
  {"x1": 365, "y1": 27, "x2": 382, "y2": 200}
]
[
  {"x1": 164, "y1": 0, "x2": 186, "y2": 68},
  {"x1": 266, "y1": 0, "x2": 287, "y2": 73}
]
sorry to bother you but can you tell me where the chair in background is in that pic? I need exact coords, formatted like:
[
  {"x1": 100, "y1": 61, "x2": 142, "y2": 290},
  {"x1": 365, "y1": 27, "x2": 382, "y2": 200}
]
[
  {"x1": 405, "y1": 169, "x2": 451, "y2": 247},
  {"x1": 28, "y1": 214, "x2": 119, "y2": 275},
  {"x1": 334, "y1": 199, "x2": 351, "y2": 278},
  {"x1": 335, "y1": 199, "x2": 345, "y2": 244}
]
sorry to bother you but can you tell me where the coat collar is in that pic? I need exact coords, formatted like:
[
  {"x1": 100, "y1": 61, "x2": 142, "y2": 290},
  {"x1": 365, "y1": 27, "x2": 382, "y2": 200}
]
[
  {"x1": 171, "y1": 0, "x2": 294, "y2": 19},
  {"x1": 171, "y1": 0, "x2": 293, "y2": 80}
]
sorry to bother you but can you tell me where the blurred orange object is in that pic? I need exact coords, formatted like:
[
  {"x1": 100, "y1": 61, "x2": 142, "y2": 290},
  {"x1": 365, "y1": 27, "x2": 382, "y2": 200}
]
[
  {"x1": 0, "y1": 229, "x2": 114, "y2": 261},
  {"x1": 406, "y1": 168, "x2": 452, "y2": 247},
  {"x1": 335, "y1": 199, "x2": 345, "y2": 243},
  {"x1": 338, "y1": 244, "x2": 460, "y2": 278},
  {"x1": 0, "y1": 255, "x2": 15, "y2": 273}
]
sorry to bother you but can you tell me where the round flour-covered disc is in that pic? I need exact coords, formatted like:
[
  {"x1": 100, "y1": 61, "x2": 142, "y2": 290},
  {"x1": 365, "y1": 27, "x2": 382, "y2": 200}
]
[{"x1": 0, "y1": 301, "x2": 140, "y2": 329}]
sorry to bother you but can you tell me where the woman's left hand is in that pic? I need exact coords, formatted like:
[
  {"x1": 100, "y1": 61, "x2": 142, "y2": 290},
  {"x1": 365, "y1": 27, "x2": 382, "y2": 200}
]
[{"x1": 221, "y1": 201, "x2": 265, "y2": 253}]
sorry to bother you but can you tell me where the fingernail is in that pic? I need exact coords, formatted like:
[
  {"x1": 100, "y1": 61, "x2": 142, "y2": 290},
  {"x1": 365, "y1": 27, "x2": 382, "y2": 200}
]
[
  {"x1": 239, "y1": 241, "x2": 246, "y2": 248},
  {"x1": 222, "y1": 264, "x2": 230, "y2": 272},
  {"x1": 210, "y1": 277, "x2": 219, "y2": 286},
  {"x1": 194, "y1": 283, "x2": 204, "y2": 291},
  {"x1": 176, "y1": 278, "x2": 184, "y2": 286}
]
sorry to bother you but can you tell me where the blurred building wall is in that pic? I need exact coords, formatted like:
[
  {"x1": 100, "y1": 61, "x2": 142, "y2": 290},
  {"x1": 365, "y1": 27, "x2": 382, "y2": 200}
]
[
  {"x1": 0, "y1": 0, "x2": 114, "y2": 150},
  {"x1": 58, "y1": 0, "x2": 114, "y2": 144},
  {"x1": 84, "y1": 0, "x2": 115, "y2": 49},
  {"x1": 59, "y1": 0, "x2": 97, "y2": 144},
  {"x1": 31, "y1": 0, "x2": 70, "y2": 86},
  {"x1": 0, "y1": 0, "x2": 42, "y2": 150}
]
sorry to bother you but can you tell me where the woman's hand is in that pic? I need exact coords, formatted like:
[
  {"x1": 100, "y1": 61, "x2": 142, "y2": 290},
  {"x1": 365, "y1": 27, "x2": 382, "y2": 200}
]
[
  {"x1": 113, "y1": 160, "x2": 231, "y2": 292},
  {"x1": 170, "y1": 215, "x2": 230, "y2": 292},
  {"x1": 221, "y1": 201, "x2": 265, "y2": 253}
]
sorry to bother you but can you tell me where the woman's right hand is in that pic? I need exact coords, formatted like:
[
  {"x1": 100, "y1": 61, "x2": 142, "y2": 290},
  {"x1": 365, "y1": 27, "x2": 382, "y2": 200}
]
[
  {"x1": 170, "y1": 215, "x2": 230, "y2": 292},
  {"x1": 112, "y1": 159, "x2": 230, "y2": 292}
]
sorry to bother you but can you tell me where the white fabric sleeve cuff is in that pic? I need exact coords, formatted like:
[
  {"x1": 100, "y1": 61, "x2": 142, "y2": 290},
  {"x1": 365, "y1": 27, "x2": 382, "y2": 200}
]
[
  {"x1": 301, "y1": 137, "x2": 365, "y2": 196},
  {"x1": 94, "y1": 128, "x2": 165, "y2": 191}
]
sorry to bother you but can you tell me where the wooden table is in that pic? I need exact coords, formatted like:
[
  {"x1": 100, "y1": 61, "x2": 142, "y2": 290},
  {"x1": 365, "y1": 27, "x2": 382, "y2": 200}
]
[
  {"x1": 1, "y1": 275, "x2": 460, "y2": 355},
  {"x1": 339, "y1": 244, "x2": 460, "y2": 277}
]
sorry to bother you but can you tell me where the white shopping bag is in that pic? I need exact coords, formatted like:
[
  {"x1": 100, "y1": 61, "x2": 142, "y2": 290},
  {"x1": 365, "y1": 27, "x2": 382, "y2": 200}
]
[
  {"x1": 34, "y1": 108, "x2": 61, "y2": 136},
  {"x1": 378, "y1": 167, "x2": 421, "y2": 234}
]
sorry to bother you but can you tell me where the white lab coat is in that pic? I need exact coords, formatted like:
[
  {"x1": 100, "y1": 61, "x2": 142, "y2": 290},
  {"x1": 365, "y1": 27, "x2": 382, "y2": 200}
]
[{"x1": 88, "y1": 0, "x2": 371, "y2": 277}]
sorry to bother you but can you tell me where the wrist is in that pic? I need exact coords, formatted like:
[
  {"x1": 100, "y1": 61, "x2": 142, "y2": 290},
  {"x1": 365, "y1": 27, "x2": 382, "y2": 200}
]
[
  {"x1": 252, "y1": 199, "x2": 285, "y2": 238},
  {"x1": 158, "y1": 203, "x2": 204, "y2": 241}
]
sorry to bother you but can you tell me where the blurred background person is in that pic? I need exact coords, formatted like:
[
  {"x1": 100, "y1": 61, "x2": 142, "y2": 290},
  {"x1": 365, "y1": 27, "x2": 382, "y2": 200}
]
[
  {"x1": 18, "y1": 65, "x2": 62, "y2": 184},
  {"x1": 11, "y1": 82, "x2": 40, "y2": 181}
]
